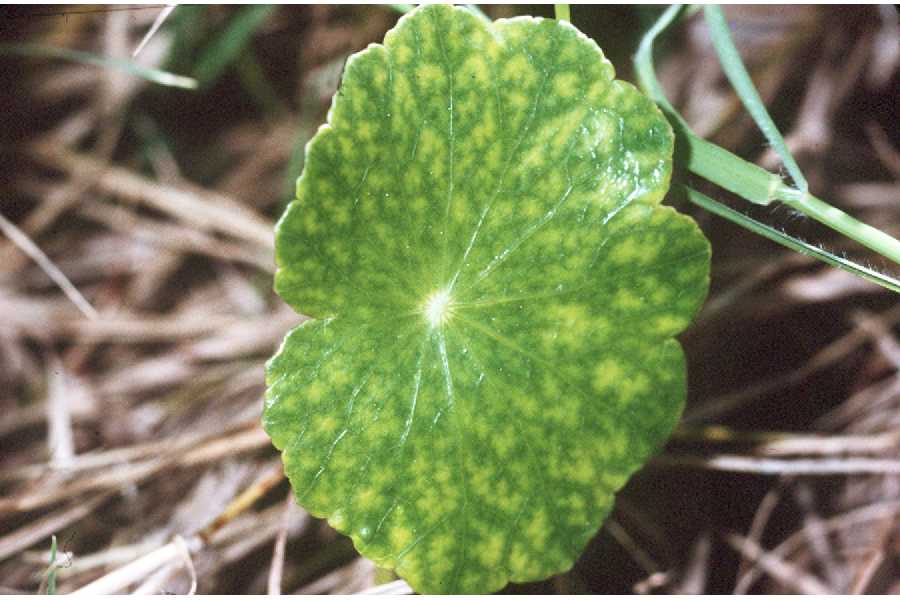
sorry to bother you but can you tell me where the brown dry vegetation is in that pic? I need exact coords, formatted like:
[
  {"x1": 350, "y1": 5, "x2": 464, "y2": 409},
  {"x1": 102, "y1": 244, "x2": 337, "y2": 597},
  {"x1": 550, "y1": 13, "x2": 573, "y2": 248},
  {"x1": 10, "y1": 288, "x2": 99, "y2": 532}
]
[{"x1": 0, "y1": 5, "x2": 898, "y2": 594}]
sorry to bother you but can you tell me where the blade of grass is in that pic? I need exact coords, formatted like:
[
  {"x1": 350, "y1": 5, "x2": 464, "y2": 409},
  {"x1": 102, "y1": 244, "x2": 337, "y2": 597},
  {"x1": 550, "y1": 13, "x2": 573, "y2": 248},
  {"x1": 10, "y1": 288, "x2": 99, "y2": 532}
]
[
  {"x1": 193, "y1": 5, "x2": 275, "y2": 87},
  {"x1": 44, "y1": 535, "x2": 59, "y2": 594},
  {"x1": 234, "y1": 50, "x2": 287, "y2": 116},
  {"x1": 0, "y1": 43, "x2": 197, "y2": 89},
  {"x1": 704, "y1": 6, "x2": 807, "y2": 192}
]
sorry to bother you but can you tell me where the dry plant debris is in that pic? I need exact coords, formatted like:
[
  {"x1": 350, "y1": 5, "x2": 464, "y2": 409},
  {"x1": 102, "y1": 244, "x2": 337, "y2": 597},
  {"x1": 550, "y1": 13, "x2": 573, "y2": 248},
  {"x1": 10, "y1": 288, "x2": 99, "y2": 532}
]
[{"x1": 0, "y1": 5, "x2": 898, "y2": 594}]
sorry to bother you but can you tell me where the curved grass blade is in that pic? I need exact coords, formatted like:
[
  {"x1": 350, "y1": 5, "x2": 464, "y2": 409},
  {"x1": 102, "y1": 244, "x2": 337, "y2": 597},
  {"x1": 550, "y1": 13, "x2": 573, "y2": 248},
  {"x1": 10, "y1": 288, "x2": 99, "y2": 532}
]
[{"x1": 703, "y1": 6, "x2": 807, "y2": 192}]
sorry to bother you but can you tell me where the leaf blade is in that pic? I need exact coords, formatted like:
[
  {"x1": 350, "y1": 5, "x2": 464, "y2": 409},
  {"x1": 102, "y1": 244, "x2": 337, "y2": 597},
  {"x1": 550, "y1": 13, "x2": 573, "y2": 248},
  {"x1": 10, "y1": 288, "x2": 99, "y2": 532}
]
[{"x1": 266, "y1": 4, "x2": 711, "y2": 593}]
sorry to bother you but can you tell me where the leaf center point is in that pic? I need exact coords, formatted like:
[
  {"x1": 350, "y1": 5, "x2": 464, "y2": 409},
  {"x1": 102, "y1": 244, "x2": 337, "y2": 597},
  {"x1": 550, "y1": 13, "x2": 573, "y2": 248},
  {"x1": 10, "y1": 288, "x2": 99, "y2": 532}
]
[{"x1": 423, "y1": 288, "x2": 453, "y2": 328}]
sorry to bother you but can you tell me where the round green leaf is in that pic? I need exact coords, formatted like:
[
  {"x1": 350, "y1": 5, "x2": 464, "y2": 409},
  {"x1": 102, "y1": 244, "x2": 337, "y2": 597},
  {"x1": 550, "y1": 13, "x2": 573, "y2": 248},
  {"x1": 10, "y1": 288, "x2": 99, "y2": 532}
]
[{"x1": 265, "y1": 4, "x2": 710, "y2": 594}]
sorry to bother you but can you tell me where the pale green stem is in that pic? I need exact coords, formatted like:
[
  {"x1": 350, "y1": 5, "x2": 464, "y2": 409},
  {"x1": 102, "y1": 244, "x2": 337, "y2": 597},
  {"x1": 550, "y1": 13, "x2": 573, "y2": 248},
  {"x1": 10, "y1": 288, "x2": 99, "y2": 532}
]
[
  {"x1": 681, "y1": 186, "x2": 900, "y2": 293},
  {"x1": 635, "y1": 4, "x2": 900, "y2": 281},
  {"x1": 554, "y1": 4, "x2": 570, "y2": 23},
  {"x1": 775, "y1": 187, "x2": 900, "y2": 264}
]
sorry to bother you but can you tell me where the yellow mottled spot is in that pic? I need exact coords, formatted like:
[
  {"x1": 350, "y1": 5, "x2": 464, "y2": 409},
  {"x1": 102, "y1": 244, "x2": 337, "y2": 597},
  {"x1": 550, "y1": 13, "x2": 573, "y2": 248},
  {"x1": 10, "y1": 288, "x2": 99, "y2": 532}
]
[
  {"x1": 522, "y1": 197, "x2": 542, "y2": 218},
  {"x1": 434, "y1": 465, "x2": 452, "y2": 484},
  {"x1": 567, "y1": 456, "x2": 594, "y2": 484},
  {"x1": 614, "y1": 288, "x2": 643, "y2": 311},
  {"x1": 507, "y1": 90, "x2": 529, "y2": 111},
  {"x1": 451, "y1": 196, "x2": 470, "y2": 223},
  {"x1": 620, "y1": 373, "x2": 650, "y2": 398},
  {"x1": 339, "y1": 136, "x2": 354, "y2": 156},
  {"x1": 462, "y1": 55, "x2": 490, "y2": 86},
  {"x1": 599, "y1": 470, "x2": 628, "y2": 493},
  {"x1": 654, "y1": 314, "x2": 685, "y2": 335},
  {"x1": 479, "y1": 536, "x2": 504, "y2": 566},
  {"x1": 551, "y1": 303, "x2": 588, "y2": 327},
  {"x1": 394, "y1": 44, "x2": 413, "y2": 65},
  {"x1": 331, "y1": 370, "x2": 350, "y2": 387},
  {"x1": 416, "y1": 63, "x2": 445, "y2": 89},
  {"x1": 307, "y1": 380, "x2": 325, "y2": 401},
  {"x1": 550, "y1": 401, "x2": 577, "y2": 428},
  {"x1": 503, "y1": 54, "x2": 530, "y2": 82},
  {"x1": 415, "y1": 485, "x2": 440, "y2": 513},
  {"x1": 373, "y1": 67, "x2": 387, "y2": 87},
  {"x1": 585, "y1": 80, "x2": 609, "y2": 103},
  {"x1": 567, "y1": 493, "x2": 586, "y2": 512},
  {"x1": 611, "y1": 238, "x2": 643, "y2": 264},
  {"x1": 389, "y1": 526, "x2": 414, "y2": 548},
  {"x1": 317, "y1": 414, "x2": 338, "y2": 434},
  {"x1": 493, "y1": 425, "x2": 516, "y2": 458},
  {"x1": 520, "y1": 395, "x2": 539, "y2": 418},
  {"x1": 332, "y1": 205, "x2": 350, "y2": 226},
  {"x1": 356, "y1": 487, "x2": 378, "y2": 509},
  {"x1": 509, "y1": 543, "x2": 529, "y2": 573},
  {"x1": 553, "y1": 71, "x2": 578, "y2": 98},
  {"x1": 302, "y1": 211, "x2": 320, "y2": 234},
  {"x1": 329, "y1": 509, "x2": 347, "y2": 531},
  {"x1": 559, "y1": 42, "x2": 579, "y2": 63},
  {"x1": 593, "y1": 358, "x2": 624, "y2": 391}
]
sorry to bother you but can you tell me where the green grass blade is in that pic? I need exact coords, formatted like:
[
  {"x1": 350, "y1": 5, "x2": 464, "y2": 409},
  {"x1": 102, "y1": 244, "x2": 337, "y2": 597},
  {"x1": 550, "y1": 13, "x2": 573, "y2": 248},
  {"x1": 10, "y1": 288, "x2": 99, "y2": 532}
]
[
  {"x1": 46, "y1": 535, "x2": 58, "y2": 594},
  {"x1": 681, "y1": 186, "x2": 900, "y2": 293},
  {"x1": 193, "y1": 5, "x2": 275, "y2": 87},
  {"x1": 704, "y1": 6, "x2": 807, "y2": 192},
  {"x1": 0, "y1": 43, "x2": 197, "y2": 89},
  {"x1": 234, "y1": 50, "x2": 287, "y2": 116}
]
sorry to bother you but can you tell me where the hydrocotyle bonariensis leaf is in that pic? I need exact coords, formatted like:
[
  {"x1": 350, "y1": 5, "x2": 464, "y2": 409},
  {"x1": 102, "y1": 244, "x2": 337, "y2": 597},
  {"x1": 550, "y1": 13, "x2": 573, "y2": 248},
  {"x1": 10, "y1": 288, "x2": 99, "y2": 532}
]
[{"x1": 265, "y1": 4, "x2": 710, "y2": 593}]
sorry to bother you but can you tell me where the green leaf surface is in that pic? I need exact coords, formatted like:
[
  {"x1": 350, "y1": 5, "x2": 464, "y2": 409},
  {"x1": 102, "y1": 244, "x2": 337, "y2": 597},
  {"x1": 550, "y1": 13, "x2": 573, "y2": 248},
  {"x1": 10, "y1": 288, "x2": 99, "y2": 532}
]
[{"x1": 265, "y1": 4, "x2": 710, "y2": 593}]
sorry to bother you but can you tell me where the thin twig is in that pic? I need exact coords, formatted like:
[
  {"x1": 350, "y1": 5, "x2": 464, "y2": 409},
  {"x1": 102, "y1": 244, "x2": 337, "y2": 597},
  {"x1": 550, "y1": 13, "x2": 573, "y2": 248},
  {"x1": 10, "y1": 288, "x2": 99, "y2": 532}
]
[
  {"x1": 132, "y1": 4, "x2": 177, "y2": 58},
  {"x1": 71, "y1": 466, "x2": 284, "y2": 594},
  {"x1": 356, "y1": 578, "x2": 414, "y2": 595},
  {"x1": 849, "y1": 550, "x2": 884, "y2": 594},
  {"x1": 674, "y1": 425, "x2": 900, "y2": 456},
  {"x1": 71, "y1": 537, "x2": 202, "y2": 595},
  {"x1": 29, "y1": 144, "x2": 274, "y2": 252},
  {"x1": 734, "y1": 483, "x2": 785, "y2": 593},
  {"x1": 0, "y1": 212, "x2": 98, "y2": 319},
  {"x1": 654, "y1": 454, "x2": 900, "y2": 475},
  {"x1": 173, "y1": 535, "x2": 197, "y2": 595},
  {"x1": 735, "y1": 500, "x2": 900, "y2": 592},
  {"x1": 724, "y1": 532, "x2": 830, "y2": 594},
  {"x1": 0, "y1": 494, "x2": 110, "y2": 562},
  {"x1": 267, "y1": 494, "x2": 295, "y2": 595}
]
